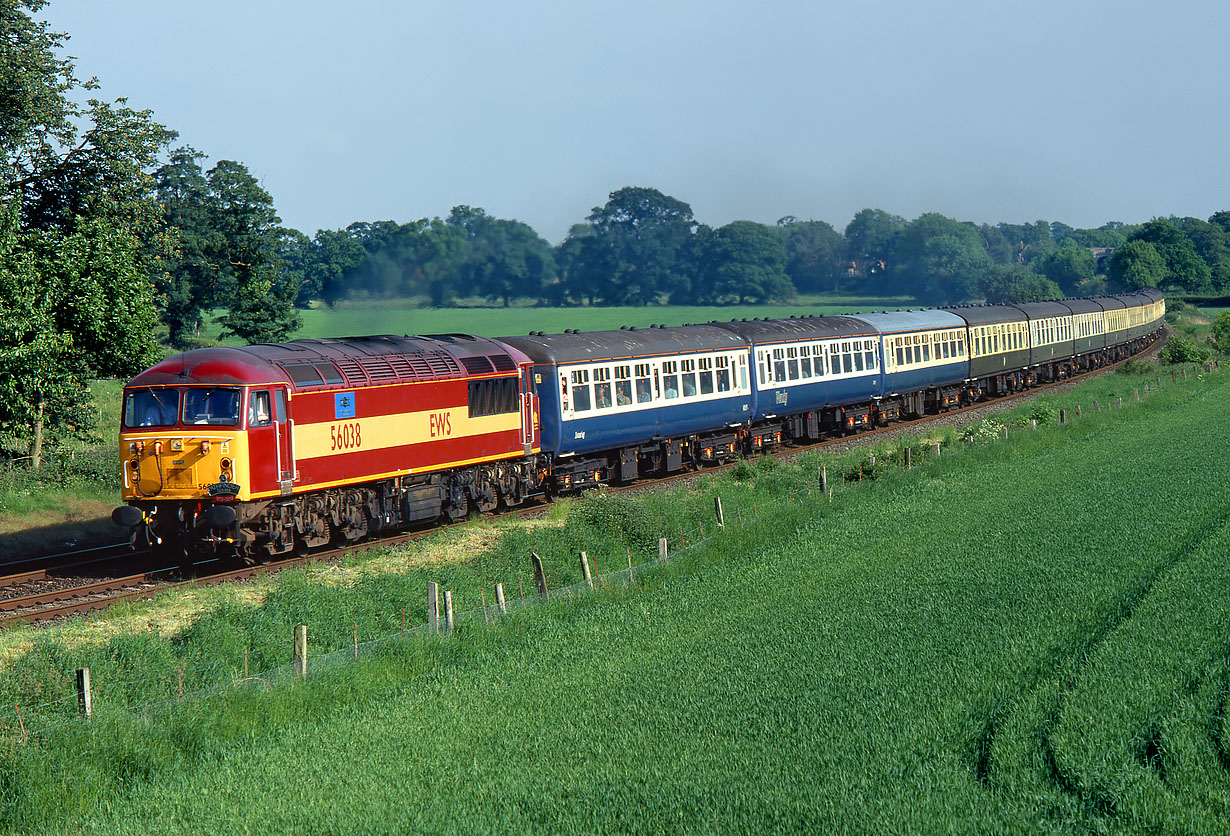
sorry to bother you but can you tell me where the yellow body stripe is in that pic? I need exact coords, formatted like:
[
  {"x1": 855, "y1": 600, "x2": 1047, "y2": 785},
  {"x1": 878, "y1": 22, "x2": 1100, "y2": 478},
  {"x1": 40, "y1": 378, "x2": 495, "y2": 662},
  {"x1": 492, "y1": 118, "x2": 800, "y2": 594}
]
[{"x1": 293, "y1": 408, "x2": 520, "y2": 458}]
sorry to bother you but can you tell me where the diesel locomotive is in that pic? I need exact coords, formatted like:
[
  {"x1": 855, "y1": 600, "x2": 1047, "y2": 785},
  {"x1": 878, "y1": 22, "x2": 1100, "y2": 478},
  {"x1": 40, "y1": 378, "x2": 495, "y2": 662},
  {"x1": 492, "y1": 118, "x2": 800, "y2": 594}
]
[{"x1": 112, "y1": 290, "x2": 1165, "y2": 562}]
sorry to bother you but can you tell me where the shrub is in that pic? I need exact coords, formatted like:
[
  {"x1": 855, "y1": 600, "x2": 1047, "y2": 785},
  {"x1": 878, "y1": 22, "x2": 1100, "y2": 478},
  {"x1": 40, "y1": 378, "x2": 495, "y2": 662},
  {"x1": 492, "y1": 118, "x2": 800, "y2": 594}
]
[
  {"x1": 961, "y1": 417, "x2": 1005, "y2": 443},
  {"x1": 1158, "y1": 336, "x2": 1212, "y2": 365}
]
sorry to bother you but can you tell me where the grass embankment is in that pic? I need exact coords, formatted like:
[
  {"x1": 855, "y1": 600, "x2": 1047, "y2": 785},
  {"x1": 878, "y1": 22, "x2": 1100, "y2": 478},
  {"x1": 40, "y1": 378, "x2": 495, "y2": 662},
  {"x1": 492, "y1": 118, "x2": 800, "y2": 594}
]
[{"x1": 0, "y1": 364, "x2": 1227, "y2": 834}]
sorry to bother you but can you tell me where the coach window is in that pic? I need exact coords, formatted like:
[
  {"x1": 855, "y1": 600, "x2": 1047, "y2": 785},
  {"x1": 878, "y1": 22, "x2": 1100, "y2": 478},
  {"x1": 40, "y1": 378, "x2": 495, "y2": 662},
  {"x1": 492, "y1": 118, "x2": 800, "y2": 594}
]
[
  {"x1": 699, "y1": 357, "x2": 715, "y2": 395},
  {"x1": 772, "y1": 348, "x2": 786, "y2": 383},
  {"x1": 593, "y1": 367, "x2": 612, "y2": 410},
  {"x1": 681, "y1": 359, "x2": 697, "y2": 397},
  {"x1": 799, "y1": 346, "x2": 812, "y2": 379},
  {"x1": 571, "y1": 369, "x2": 592, "y2": 412},
  {"x1": 865, "y1": 341, "x2": 876, "y2": 370},
  {"x1": 738, "y1": 355, "x2": 749, "y2": 390},
  {"x1": 853, "y1": 345, "x2": 864, "y2": 372},
  {"x1": 716, "y1": 356, "x2": 732, "y2": 392},
  {"x1": 921, "y1": 337, "x2": 930, "y2": 363},
  {"x1": 634, "y1": 363, "x2": 653, "y2": 403},
  {"x1": 614, "y1": 365, "x2": 633, "y2": 406},
  {"x1": 662, "y1": 361, "x2": 680, "y2": 399},
  {"x1": 895, "y1": 338, "x2": 905, "y2": 368},
  {"x1": 842, "y1": 342, "x2": 854, "y2": 374},
  {"x1": 813, "y1": 344, "x2": 826, "y2": 377},
  {"x1": 785, "y1": 346, "x2": 799, "y2": 381},
  {"x1": 248, "y1": 391, "x2": 272, "y2": 427}
]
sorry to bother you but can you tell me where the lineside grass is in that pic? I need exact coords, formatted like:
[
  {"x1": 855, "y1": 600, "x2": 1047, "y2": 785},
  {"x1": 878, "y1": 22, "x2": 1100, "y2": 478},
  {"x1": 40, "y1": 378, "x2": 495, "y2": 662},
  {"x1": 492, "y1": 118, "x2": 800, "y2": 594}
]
[{"x1": 0, "y1": 364, "x2": 1228, "y2": 833}]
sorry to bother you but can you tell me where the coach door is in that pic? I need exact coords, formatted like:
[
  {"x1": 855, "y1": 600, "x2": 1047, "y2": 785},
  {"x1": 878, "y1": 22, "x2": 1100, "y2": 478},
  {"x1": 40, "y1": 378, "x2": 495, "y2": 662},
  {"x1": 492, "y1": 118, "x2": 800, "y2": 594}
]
[{"x1": 521, "y1": 367, "x2": 536, "y2": 453}]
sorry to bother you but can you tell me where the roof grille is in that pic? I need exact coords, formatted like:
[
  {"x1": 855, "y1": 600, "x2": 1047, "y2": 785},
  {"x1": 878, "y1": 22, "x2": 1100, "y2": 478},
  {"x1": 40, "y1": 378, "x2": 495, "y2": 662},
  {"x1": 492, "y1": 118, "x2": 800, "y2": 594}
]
[
  {"x1": 489, "y1": 354, "x2": 517, "y2": 372},
  {"x1": 462, "y1": 356, "x2": 495, "y2": 375},
  {"x1": 358, "y1": 357, "x2": 398, "y2": 382},
  {"x1": 333, "y1": 358, "x2": 368, "y2": 386}
]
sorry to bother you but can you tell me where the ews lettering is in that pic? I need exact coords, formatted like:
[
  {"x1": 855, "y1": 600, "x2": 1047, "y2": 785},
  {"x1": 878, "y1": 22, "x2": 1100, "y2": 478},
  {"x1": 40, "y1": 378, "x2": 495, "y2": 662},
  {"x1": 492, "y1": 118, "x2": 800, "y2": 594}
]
[{"x1": 430, "y1": 411, "x2": 452, "y2": 437}]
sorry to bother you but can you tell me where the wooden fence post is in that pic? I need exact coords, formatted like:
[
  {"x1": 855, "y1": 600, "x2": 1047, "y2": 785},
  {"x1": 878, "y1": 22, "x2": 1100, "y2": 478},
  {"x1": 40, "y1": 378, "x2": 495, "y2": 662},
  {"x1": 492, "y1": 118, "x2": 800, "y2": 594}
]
[
  {"x1": 444, "y1": 590, "x2": 455, "y2": 631},
  {"x1": 658, "y1": 537, "x2": 668, "y2": 563},
  {"x1": 904, "y1": 447, "x2": 912, "y2": 469},
  {"x1": 714, "y1": 496, "x2": 725, "y2": 528},
  {"x1": 353, "y1": 624, "x2": 358, "y2": 659},
  {"x1": 580, "y1": 551, "x2": 594, "y2": 589},
  {"x1": 495, "y1": 582, "x2": 507, "y2": 615},
  {"x1": 819, "y1": 465, "x2": 828, "y2": 494},
  {"x1": 932, "y1": 442, "x2": 941, "y2": 458},
  {"x1": 428, "y1": 581, "x2": 440, "y2": 634},
  {"x1": 1075, "y1": 404, "x2": 1082, "y2": 417},
  {"x1": 531, "y1": 552, "x2": 549, "y2": 599},
  {"x1": 1059, "y1": 409, "x2": 1066, "y2": 424},
  {"x1": 293, "y1": 625, "x2": 308, "y2": 679},
  {"x1": 76, "y1": 667, "x2": 92, "y2": 718}
]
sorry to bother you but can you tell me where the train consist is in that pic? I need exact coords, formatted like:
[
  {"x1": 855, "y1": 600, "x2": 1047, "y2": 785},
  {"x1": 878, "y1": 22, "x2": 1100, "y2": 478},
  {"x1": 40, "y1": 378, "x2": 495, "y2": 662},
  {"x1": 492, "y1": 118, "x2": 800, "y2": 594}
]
[{"x1": 112, "y1": 290, "x2": 1165, "y2": 562}]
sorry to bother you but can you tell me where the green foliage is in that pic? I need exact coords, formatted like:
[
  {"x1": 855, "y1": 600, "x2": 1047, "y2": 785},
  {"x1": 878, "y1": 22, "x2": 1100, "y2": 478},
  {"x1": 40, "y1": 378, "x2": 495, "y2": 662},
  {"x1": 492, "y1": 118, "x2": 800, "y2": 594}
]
[
  {"x1": 687, "y1": 220, "x2": 794, "y2": 304},
  {"x1": 1158, "y1": 335, "x2": 1212, "y2": 365},
  {"x1": 1210, "y1": 310, "x2": 1230, "y2": 354},
  {"x1": 0, "y1": 0, "x2": 170, "y2": 460},
  {"x1": 961, "y1": 416, "x2": 1006, "y2": 442}
]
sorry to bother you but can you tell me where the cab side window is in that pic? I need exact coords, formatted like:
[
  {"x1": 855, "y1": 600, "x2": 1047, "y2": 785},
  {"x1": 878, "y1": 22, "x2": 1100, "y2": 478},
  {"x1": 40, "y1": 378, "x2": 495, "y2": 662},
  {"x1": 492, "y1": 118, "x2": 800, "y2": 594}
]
[{"x1": 249, "y1": 391, "x2": 272, "y2": 427}]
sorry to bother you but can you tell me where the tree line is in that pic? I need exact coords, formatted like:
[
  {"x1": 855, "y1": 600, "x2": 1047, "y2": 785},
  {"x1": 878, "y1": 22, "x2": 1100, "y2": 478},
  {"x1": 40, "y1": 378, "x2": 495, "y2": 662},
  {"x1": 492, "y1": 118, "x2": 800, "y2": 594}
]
[
  {"x1": 286, "y1": 192, "x2": 1230, "y2": 313},
  {"x1": 3, "y1": 0, "x2": 1229, "y2": 465}
]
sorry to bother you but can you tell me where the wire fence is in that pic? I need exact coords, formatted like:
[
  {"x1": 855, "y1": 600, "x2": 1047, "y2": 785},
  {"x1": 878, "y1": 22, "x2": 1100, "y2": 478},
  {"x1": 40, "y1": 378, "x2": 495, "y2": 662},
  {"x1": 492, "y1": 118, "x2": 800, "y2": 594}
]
[{"x1": 0, "y1": 362, "x2": 1209, "y2": 745}]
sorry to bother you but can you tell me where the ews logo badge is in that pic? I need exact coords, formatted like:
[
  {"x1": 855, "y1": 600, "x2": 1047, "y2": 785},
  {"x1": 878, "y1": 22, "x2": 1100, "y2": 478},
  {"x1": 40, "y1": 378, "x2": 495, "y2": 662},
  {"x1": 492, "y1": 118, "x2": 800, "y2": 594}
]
[{"x1": 430, "y1": 412, "x2": 452, "y2": 437}]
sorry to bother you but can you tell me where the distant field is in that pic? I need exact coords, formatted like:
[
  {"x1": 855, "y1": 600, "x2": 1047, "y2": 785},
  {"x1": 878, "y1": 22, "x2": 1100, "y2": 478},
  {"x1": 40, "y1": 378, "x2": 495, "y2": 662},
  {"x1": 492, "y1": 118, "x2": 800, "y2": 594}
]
[
  {"x1": 3, "y1": 364, "x2": 1229, "y2": 834},
  {"x1": 286, "y1": 295, "x2": 911, "y2": 340}
]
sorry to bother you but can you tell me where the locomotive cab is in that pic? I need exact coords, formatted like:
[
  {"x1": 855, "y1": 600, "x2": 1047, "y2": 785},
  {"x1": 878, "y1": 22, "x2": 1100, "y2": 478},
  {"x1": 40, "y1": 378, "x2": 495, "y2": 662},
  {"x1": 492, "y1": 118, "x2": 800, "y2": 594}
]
[{"x1": 114, "y1": 378, "x2": 295, "y2": 562}]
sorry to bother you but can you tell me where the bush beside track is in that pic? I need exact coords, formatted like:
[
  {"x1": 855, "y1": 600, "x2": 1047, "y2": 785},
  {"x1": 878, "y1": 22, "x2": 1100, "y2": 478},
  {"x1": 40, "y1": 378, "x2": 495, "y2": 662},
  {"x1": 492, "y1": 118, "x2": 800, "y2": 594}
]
[{"x1": 1, "y1": 363, "x2": 1229, "y2": 833}]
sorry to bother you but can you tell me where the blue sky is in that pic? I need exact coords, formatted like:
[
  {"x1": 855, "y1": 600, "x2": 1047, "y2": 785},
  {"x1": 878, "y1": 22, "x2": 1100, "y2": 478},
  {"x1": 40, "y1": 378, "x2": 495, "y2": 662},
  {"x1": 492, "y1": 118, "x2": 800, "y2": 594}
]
[{"x1": 42, "y1": 0, "x2": 1230, "y2": 243}]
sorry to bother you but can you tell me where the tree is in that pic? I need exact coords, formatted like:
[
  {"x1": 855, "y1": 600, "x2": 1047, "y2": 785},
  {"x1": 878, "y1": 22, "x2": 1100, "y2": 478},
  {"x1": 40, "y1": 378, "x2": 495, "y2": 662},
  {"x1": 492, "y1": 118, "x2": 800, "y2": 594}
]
[
  {"x1": 208, "y1": 160, "x2": 301, "y2": 343},
  {"x1": 894, "y1": 214, "x2": 991, "y2": 303},
  {"x1": 574, "y1": 187, "x2": 696, "y2": 305},
  {"x1": 844, "y1": 209, "x2": 904, "y2": 288},
  {"x1": 692, "y1": 221, "x2": 793, "y2": 304},
  {"x1": 1108, "y1": 240, "x2": 1167, "y2": 290},
  {"x1": 149, "y1": 147, "x2": 220, "y2": 346},
  {"x1": 447, "y1": 206, "x2": 555, "y2": 307},
  {"x1": 1033, "y1": 246, "x2": 1096, "y2": 296},
  {"x1": 0, "y1": 0, "x2": 170, "y2": 463},
  {"x1": 1125, "y1": 218, "x2": 1211, "y2": 291},
  {"x1": 780, "y1": 219, "x2": 845, "y2": 293},
  {"x1": 979, "y1": 264, "x2": 1062, "y2": 304}
]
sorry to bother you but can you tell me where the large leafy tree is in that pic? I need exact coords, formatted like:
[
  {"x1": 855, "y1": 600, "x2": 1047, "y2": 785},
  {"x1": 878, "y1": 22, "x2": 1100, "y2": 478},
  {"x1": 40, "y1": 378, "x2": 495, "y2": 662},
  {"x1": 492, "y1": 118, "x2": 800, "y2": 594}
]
[
  {"x1": 1033, "y1": 245, "x2": 1096, "y2": 296},
  {"x1": 1108, "y1": 240, "x2": 1167, "y2": 290},
  {"x1": 567, "y1": 187, "x2": 696, "y2": 305},
  {"x1": 894, "y1": 213, "x2": 991, "y2": 303},
  {"x1": 779, "y1": 219, "x2": 845, "y2": 294},
  {"x1": 1123, "y1": 218, "x2": 1211, "y2": 291},
  {"x1": 0, "y1": 0, "x2": 169, "y2": 464},
  {"x1": 209, "y1": 160, "x2": 301, "y2": 343},
  {"x1": 447, "y1": 206, "x2": 555, "y2": 307},
  {"x1": 844, "y1": 209, "x2": 905, "y2": 293},
  {"x1": 692, "y1": 221, "x2": 793, "y2": 304}
]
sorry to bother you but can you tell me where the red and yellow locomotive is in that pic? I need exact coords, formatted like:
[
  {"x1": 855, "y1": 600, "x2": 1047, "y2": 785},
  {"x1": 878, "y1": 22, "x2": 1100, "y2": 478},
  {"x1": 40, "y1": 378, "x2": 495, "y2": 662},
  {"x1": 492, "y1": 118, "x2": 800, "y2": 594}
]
[{"x1": 113, "y1": 335, "x2": 542, "y2": 562}]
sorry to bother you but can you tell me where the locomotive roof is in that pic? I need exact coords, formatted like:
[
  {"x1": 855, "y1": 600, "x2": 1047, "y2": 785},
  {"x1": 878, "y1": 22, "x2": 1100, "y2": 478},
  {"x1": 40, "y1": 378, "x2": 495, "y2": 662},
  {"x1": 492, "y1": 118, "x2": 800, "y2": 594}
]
[
  {"x1": 126, "y1": 334, "x2": 526, "y2": 390},
  {"x1": 498, "y1": 324, "x2": 746, "y2": 365},
  {"x1": 705, "y1": 315, "x2": 873, "y2": 342},
  {"x1": 845, "y1": 309, "x2": 966, "y2": 334}
]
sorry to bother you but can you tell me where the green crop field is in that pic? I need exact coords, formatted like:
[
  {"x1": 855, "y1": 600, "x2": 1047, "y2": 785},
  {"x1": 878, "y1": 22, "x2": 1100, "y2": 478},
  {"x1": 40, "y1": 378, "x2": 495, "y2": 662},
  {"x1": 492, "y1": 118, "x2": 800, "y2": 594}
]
[
  {"x1": 1, "y1": 362, "x2": 1227, "y2": 834},
  {"x1": 278, "y1": 295, "x2": 911, "y2": 341}
]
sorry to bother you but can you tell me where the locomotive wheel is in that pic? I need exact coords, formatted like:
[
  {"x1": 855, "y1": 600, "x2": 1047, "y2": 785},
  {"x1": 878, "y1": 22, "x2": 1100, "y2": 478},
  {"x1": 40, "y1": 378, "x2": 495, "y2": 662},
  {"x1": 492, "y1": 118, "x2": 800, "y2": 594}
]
[
  {"x1": 475, "y1": 476, "x2": 499, "y2": 513},
  {"x1": 444, "y1": 489, "x2": 470, "y2": 523}
]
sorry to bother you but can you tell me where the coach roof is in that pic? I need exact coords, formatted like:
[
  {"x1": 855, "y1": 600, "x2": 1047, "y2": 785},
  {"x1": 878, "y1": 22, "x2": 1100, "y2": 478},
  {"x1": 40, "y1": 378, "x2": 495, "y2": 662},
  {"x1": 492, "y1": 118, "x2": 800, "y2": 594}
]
[{"x1": 498, "y1": 325, "x2": 747, "y2": 365}]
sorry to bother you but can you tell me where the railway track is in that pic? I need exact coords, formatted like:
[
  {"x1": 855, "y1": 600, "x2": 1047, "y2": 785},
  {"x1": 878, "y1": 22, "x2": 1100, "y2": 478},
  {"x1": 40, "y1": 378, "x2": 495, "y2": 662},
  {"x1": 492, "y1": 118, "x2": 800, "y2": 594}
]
[{"x1": 0, "y1": 339, "x2": 1168, "y2": 630}]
